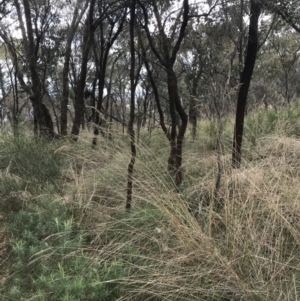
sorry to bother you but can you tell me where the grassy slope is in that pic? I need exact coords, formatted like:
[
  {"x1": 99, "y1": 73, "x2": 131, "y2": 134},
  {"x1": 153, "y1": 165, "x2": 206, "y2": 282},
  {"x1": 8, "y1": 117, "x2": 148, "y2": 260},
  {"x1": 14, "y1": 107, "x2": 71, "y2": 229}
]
[{"x1": 1, "y1": 103, "x2": 300, "y2": 300}]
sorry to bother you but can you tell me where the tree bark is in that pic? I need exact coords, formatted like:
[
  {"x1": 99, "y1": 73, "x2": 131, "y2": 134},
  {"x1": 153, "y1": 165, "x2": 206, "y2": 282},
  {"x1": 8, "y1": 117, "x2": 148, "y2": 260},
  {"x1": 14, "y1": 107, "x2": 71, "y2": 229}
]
[
  {"x1": 138, "y1": 0, "x2": 189, "y2": 186},
  {"x1": 22, "y1": 0, "x2": 55, "y2": 137},
  {"x1": 189, "y1": 95, "x2": 197, "y2": 140},
  {"x1": 71, "y1": 0, "x2": 96, "y2": 138},
  {"x1": 140, "y1": 39, "x2": 169, "y2": 138},
  {"x1": 61, "y1": 1, "x2": 89, "y2": 136},
  {"x1": 92, "y1": 11, "x2": 125, "y2": 145},
  {"x1": 232, "y1": 0, "x2": 261, "y2": 168},
  {"x1": 126, "y1": 0, "x2": 137, "y2": 210},
  {"x1": 167, "y1": 67, "x2": 188, "y2": 186}
]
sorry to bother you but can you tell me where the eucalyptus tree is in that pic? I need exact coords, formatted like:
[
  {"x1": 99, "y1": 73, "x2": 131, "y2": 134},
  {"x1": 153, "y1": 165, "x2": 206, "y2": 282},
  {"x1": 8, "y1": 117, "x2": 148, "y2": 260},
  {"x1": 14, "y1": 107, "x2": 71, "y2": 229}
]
[
  {"x1": 264, "y1": 0, "x2": 300, "y2": 33},
  {"x1": 232, "y1": 0, "x2": 262, "y2": 168},
  {"x1": 181, "y1": 42, "x2": 205, "y2": 139},
  {"x1": 138, "y1": 50, "x2": 168, "y2": 135},
  {"x1": 269, "y1": 30, "x2": 300, "y2": 104},
  {"x1": 139, "y1": 34, "x2": 170, "y2": 142},
  {"x1": 179, "y1": 18, "x2": 223, "y2": 140},
  {"x1": 71, "y1": 0, "x2": 96, "y2": 138},
  {"x1": 137, "y1": 0, "x2": 224, "y2": 185},
  {"x1": 61, "y1": 0, "x2": 90, "y2": 136},
  {"x1": 261, "y1": 0, "x2": 300, "y2": 104},
  {"x1": 70, "y1": 0, "x2": 129, "y2": 139},
  {"x1": 92, "y1": 0, "x2": 127, "y2": 145},
  {"x1": 0, "y1": 48, "x2": 22, "y2": 132},
  {"x1": 126, "y1": 0, "x2": 137, "y2": 210},
  {"x1": 0, "y1": 0, "x2": 64, "y2": 137},
  {"x1": 137, "y1": 0, "x2": 190, "y2": 186},
  {"x1": 136, "y1": 78, "x2": 151, "y2": 138}
]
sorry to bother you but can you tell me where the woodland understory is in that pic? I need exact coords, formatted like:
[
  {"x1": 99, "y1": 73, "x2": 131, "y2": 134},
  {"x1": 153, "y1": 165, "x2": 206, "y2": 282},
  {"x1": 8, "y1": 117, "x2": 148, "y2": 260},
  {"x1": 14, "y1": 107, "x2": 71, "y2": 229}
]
[{"x1": 1, "y1": 0, "x2": 300, "y2": 300}]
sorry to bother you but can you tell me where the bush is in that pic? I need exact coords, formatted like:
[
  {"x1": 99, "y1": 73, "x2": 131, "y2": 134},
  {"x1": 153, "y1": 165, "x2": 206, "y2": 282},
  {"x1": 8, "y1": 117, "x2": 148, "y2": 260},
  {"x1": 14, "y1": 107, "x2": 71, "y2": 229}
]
[
  {"x1": 0, "y1": 134, "x2": 64, "y2": 193},
  {"x1": 244, "y1": 100, "x2": 300, "y2": 146},
  {"x1": 5, "y1": 198, "x2": 127, "y2": 301},
  {"x1": 244, "y1": 108, "x2": 279, "y2": 146}
]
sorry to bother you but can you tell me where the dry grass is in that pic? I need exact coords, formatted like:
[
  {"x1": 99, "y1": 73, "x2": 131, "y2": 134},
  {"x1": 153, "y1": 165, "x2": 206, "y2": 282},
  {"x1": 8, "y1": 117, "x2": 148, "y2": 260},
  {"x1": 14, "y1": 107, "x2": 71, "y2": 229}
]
[
  {"x1": 49, "y1": 123, "x2": 300, "y2": 301},
  {"x1": 1, "y1": 114, "x2": 300, "y2": 300}
]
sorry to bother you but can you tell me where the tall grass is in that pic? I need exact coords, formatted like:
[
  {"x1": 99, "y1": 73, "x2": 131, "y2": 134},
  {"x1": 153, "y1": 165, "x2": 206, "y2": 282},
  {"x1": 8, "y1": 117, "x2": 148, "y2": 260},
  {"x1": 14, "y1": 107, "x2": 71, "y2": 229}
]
[{"x1": 1, "y1": 102, "x2": 300, "y2": 300}]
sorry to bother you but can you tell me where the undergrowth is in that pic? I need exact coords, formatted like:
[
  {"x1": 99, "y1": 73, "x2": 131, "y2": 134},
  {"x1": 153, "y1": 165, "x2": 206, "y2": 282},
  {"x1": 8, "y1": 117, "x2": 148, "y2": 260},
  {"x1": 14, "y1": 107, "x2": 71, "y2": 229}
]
[{"x1": 1, "y1": 101, "x2": 300, "y2": 300}]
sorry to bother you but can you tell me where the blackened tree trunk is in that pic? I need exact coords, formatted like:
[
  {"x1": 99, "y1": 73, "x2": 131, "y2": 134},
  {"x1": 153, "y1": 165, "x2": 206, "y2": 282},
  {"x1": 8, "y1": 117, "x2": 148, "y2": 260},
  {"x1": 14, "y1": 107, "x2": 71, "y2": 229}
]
[
  {"x1": 138, "y1": 0, "x2": 189, "y2": 186},
  {"x1": 167, "y1": 68, "x2": 188, "y2": 186},
  {"x1": 61, "y1": 1, "x2": 89, "y2": 136},
  {"x1": 189, "y1": 95, "x2": 197, "y2": 140},
  {"x1": 140, "y1": 38, "x2": 169, "y2": 138},
  {"x1": 143, "y1": 42, "x2": 188, "y2": 183},
  {"x1": 22, "y1": 0, "x2": 55, "y2": 137},
  {"x1": 71, "y1": 0, "x2": 96, "y2": 138},
  {"x1": 232, "y1": 0, "x2": 261, "y2": 168},
  {"x1": 92, "y1": 9, "x2": 125, "y2": 146},
  {"x1": 126, "y1": 0, "x2": 137, "y2": 210},
  {"x1": 187, "y1": 55, "x2": 203, "y2": 141}
]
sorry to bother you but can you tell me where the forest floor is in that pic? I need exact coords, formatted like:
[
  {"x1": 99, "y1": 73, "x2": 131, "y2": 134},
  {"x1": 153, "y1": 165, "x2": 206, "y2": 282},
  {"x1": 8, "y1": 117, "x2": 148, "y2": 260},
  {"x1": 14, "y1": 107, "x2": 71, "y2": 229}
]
[{"x1": 1, "y1": 102, "x2": 300, "y2": 300}]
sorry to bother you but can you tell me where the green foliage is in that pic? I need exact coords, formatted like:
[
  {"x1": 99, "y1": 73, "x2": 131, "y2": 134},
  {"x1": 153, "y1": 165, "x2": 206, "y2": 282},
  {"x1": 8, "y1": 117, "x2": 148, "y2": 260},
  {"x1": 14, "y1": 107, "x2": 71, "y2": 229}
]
[
  {"x1": 0, "y1": 133, "x2": 64, "y2": 193},
  {"x1": 245, "y1": 100, "x2": 300, "y2": 147},
  {"x1": 0, "y1": 175, "x2": 27, "y2": 197},
  {"x1": 196, "y1": 118, "x2": 232, "y2": 152},
  {"x1": 5, "y1": 198, "x2": 127, "y2": 301},
  {"x1": 244, "y1": 108, "x2": 279, "y2": 145},
  {"x1": 202, "y1": 119, "x2": 218, "y2": 151},
  {"x1": 279, "y1": 100, "x2": 300, "y2": 137}
]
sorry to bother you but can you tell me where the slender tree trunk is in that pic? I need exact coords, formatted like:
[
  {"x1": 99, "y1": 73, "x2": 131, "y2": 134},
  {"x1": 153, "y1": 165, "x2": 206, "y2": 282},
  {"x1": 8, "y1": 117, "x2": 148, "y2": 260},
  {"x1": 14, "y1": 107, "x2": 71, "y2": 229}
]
[
  {"x1": 61, "y1": 30, "x2": 75, "y2": 136},
  {"x1": 138, "y1": 0, "x2": 189, "y2": 186},
  {"x1": 188, "y1": 71, "x2": 201, "y2": 141},
  {"x1": 90, "y1": 76, "x2": 97, "y2": 123},
  {"x1": 232, "y1": 0, "x2": 261, "y2": 168},
  {"x1": 71, "y1": 0, "x2": 96, "y2": 139},
  {"x1": 2, "y1": 1, "x2": 54, "y2": 137},
  {"x1": 126, "y1": 0, "x2": 137, "y2": 210},
  {"x1": 23, "y1": 0, "x2": 55, "y2": 137},
  {"x1": 238, "y1": 0, "x2": 245, "y2": 80},
  {"x1": 142, "y1": 86, "x2": 149, "y2": 127},
  {"x1": 93, "y1": 14, "x2": 125, "y2": 146},
  {"x1": 141, "y1": 40, "x2": 169, "y2": 138},
  {"x1": 92, "y1": 70, "x2": 105, "y2": 143},
  {"x1": 189, "y1": 95, "x2": 197, "y2": 140},
  {"x1": 61, "y1": 1, "x2": 88, "y2": 136},
  {"x1": 141, "y1": 36, "x2": 187, "y2": 184},
  {"x1": 167, "y1": 68, "x2": 188, "y2": 186},
  {"x1": 167, "y1": 72, "x2": 178, "y2": 171}
]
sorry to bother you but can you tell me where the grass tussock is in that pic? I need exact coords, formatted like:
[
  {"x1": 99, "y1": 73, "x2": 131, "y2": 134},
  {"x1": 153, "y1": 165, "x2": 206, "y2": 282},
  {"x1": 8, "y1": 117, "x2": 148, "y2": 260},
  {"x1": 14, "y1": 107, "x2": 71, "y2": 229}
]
[{"x1": 1, "y1": 103, "x2": 300, "y2": 300}]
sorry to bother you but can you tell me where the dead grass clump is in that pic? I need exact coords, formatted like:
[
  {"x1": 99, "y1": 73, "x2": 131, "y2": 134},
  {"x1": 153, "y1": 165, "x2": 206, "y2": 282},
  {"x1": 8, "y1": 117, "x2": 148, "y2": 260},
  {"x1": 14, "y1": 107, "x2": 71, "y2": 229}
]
[{"x1": 40, "y1": 127, "x2": 298, "y2": 300}]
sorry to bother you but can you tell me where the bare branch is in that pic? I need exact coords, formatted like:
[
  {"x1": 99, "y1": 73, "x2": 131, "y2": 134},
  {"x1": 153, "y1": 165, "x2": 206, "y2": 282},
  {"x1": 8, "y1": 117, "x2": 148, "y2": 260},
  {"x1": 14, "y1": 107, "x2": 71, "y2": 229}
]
[{"x1": 188, "y1": 0, "x2": 219, "y2": 19}]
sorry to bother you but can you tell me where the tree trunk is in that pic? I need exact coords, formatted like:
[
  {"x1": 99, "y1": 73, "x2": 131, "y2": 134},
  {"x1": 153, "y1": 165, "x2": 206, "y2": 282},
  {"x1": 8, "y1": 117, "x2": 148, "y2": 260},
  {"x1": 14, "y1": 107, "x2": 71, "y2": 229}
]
[
  {"x1": 23, "y1": 0, "x2": 55, "y2": 138},
  {"x1": 138, "y1": 0, "x2": 189, "y2": 186},
  {"x1": 189, "y1": 95, "x2": 197, "y2": 140},
  {"x1": 141, "y1": 40, "x2": 169, "y2": 137},
  {"x1": 232, "y1": 0, "x2": 261, "y2": 168},
  {"x1": 93, "y1": 12, "x2": 125, "y2": 146},
  {"x1": 71, "y1": 0, "x2": 96, "y2": 139},
  {"x1": 126, "y1": 0, "x2": 137, "y2": 210},
  {"x1": 167, "y1": 68, "x2": 188, "y2": 186},
  {"x1": 61, "y1": 1, "x2": 88, "y2": 136},
  {"x1": 188, "y1": 72, "x2": 201, "y2": 141}
]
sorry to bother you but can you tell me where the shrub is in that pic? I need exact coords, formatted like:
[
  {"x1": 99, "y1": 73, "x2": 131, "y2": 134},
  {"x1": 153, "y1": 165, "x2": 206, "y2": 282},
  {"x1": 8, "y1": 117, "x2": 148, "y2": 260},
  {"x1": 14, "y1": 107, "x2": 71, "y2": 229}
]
[
  {"x1": 5, "y1": 197, "x2": 127, "y2": 301},
  {"x1": 0, "y1": 134, "x2": 64, "y2": 193}
]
